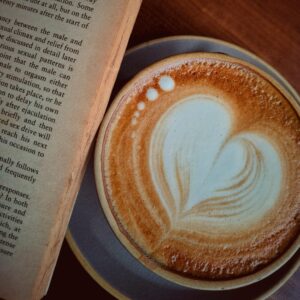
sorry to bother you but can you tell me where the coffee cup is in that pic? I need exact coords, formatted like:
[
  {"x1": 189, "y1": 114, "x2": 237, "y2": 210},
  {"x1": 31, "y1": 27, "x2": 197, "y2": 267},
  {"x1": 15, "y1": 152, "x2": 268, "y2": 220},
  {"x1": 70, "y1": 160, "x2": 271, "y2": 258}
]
[{"x1": 94, "y1": 53, "x2": 300, "y2": 289}]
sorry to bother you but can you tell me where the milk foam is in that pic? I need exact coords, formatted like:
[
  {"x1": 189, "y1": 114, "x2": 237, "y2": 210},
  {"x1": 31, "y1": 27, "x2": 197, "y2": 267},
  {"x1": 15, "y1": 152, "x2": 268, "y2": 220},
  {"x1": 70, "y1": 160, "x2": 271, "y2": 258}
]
[
  {"x1": 137, "y1": 101, "x2": 145, "y2": 110},
  {"x1": 146, "y1": 88, "x2": 159, "y2": 101},
  {"x1": 103, "y1": 56, "x2": 300, "y2": 281},
  {"x1": 159, "y1": 75, "x2": 175, "y2": 91},
  {"x1": 149, "y1": 95, "x2": 282, "y2": 227}
]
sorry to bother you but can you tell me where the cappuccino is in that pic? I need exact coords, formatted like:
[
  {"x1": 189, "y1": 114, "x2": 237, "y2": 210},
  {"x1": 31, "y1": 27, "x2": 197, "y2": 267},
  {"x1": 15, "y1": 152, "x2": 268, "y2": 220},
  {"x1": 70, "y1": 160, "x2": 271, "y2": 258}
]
[{"x1": 95, "y1": 53, "x2": 300, "y2": 288}]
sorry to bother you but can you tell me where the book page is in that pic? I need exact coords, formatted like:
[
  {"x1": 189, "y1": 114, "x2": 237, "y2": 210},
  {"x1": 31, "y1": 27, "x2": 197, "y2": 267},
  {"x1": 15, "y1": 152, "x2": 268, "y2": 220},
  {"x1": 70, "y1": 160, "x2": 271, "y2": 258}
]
[{"x1": 0, "y1": 0, "x2": 140, "y2": 299}]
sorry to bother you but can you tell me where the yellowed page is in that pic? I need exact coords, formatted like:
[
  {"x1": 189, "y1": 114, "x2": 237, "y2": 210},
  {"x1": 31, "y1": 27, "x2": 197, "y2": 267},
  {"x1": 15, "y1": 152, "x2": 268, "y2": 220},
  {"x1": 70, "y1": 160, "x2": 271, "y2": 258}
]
[{"x1": 0, "y1": 0, "x2": 141, "y2": 299}]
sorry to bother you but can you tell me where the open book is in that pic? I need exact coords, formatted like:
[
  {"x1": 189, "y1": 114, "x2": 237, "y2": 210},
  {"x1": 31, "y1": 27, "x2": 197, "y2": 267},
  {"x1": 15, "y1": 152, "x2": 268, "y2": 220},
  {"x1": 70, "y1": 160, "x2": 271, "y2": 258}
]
[{"x1": 0, "y1": 1, "x2": 141, "y2": 299}]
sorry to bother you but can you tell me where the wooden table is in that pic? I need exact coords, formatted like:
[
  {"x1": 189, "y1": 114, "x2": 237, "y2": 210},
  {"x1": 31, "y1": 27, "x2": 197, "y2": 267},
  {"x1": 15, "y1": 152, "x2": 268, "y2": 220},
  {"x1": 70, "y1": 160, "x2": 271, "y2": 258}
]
[{"x1": 45, "y1": 1, "x2": 300, "y2": 299}]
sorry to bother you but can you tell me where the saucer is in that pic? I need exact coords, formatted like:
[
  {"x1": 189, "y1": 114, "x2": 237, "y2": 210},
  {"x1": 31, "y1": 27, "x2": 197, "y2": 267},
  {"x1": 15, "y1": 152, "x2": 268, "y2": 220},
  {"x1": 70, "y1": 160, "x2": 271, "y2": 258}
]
[{"x1": 67, "y1": 36, "x2": 300, "y2": 299}]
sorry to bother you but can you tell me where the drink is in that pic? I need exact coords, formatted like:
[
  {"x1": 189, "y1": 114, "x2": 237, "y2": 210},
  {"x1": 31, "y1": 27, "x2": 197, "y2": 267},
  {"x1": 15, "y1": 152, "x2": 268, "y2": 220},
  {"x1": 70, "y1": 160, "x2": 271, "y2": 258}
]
[{"x1": 95, "y1": 53, "x2": 300, "y2": 289}]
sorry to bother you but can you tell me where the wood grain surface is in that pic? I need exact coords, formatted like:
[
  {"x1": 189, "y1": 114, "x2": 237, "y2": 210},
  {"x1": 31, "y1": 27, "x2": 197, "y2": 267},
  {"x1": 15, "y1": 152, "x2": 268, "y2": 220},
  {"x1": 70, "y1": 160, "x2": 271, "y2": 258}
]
[
  {"x1": 45, "y1": 1, "x2": 300, "y2": 299},
  {"x1": 129, "y1": 0, "x2": 300, "y2": 94}
]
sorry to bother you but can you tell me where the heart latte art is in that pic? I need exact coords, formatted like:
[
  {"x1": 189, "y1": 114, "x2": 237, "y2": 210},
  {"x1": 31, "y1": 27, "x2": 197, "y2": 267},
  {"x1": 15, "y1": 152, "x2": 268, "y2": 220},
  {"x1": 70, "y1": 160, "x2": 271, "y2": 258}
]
[
  {"x1": 150, "y1": 96, "x2": 282, "y2": 228},
  {"x1": 97, "y1": 54, "x2": 300, "y2": 285}
]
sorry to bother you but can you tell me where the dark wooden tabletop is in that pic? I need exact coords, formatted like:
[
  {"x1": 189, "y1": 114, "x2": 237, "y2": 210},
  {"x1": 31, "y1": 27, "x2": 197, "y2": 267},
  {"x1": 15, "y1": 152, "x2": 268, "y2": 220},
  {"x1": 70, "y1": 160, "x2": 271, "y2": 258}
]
[{"x1": 45, "y1": 1, "x2": 300, "y2": 299}]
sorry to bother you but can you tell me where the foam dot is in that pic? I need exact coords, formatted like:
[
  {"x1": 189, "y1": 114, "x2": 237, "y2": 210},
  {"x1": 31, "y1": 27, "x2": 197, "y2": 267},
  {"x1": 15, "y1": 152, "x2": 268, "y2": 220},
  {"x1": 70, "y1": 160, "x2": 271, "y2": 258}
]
[
  {"x1": 134, "y1": 111, "x2": 140, "y2": 118},
  {"x1": 137, "y1": 101, "x2": 145, "y2": 110},
  {"x1": 131, "y1": 132, "x2": 136, "y2": 139},
  {"x1": 159, "y1": 75, "x2": 175, "y2": 91},
  {"x1": 146, "y1": 88, "x2": 158, "y2": 101},
  {"x1": 131, "y1": 118, "x2": 137, "y2": 125}
]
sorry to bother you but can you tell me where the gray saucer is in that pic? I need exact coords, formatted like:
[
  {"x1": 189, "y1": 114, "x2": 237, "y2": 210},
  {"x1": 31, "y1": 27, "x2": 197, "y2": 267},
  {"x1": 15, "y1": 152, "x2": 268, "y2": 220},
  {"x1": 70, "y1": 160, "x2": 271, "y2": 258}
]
[{"x1": 67, "y1": 36, "x2": 300, "y2": 300}]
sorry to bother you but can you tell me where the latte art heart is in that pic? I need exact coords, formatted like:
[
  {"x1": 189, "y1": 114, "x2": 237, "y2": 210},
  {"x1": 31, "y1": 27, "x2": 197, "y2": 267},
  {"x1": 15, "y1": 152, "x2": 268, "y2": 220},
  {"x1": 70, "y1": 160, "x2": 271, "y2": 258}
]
[
  {"x1": 149, "y1": 95, "x2": 282, "y2": 228},
  {"x1": 97, "y1": 54, "x2": 300, "y2": 285}
]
